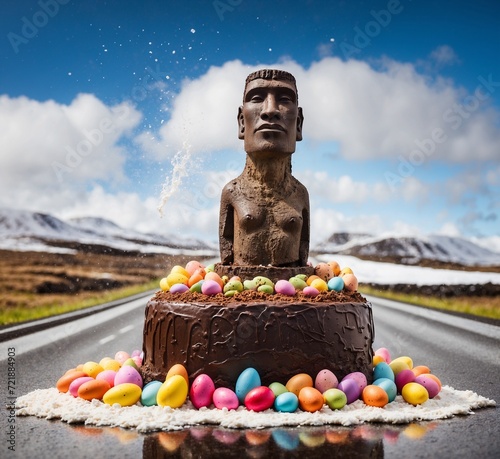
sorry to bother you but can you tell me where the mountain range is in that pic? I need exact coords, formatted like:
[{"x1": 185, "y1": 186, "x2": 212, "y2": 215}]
[
  {"x1": 314, "y1": 232, "x2": 500, "y2": 267},
  {"x1": 1, "y1": 208, "x2": 499, "y2": 268},
  {"x1": 0, "y1": 208, "x2": 217, "y2": 256}
]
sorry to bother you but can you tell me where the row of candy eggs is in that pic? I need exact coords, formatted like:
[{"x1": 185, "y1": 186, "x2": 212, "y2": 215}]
[
  {"x1": 159, "y1": 260, "x2": 359, "y2": 296},
  {"x1": 56, "y1": 348, "x2": 440, "y2": 411}
]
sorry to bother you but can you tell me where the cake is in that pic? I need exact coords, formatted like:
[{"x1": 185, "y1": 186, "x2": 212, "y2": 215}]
[
  {"x1": 142, "y1": 68, "x2": 375, "y2": 388},
  {"x1": 141, "y1": 287, "x2": 374, "y2": 387}
]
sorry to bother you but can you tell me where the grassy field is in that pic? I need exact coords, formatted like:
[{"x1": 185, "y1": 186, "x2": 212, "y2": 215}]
[
  {"x1": 359, "y1": 285, "x2": 500, "y2": 321},
  {"x1": 0, "y1": 249, "x2": 198, "y2": 326}
]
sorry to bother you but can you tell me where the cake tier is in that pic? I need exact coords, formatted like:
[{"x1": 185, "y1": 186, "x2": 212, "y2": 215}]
[{"x1": 142, "y1": 291, "x2": 374, "y2": 387}]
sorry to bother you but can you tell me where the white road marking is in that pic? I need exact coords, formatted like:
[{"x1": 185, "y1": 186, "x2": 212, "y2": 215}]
[
  {"x1": 119, "y1": 325, "x2": 134, "y2": 334},
  {"x1": 99, "y1": 334, "x2": 116, "y2": 345}
]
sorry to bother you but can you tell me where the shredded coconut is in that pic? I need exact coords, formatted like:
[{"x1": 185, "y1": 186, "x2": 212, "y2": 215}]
[{"x1": 15, "y1": 386, "x2": 495, "y2": 433}]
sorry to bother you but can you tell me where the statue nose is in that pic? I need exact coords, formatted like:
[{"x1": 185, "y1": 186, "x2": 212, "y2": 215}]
[{"x1": 261, "y1": 95, "x2": 280, "y2": 120}]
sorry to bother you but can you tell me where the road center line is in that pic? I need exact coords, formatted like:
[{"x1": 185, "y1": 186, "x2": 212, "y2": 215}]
[
  {"x1": 119, "y1": 325, "x2": 134, "y2": 334},
  {"x1": 99, "y1": 334, "x2": 116, "y2": 345}
]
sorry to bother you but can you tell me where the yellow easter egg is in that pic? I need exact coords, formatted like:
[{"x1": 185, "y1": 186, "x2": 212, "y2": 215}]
[
  {"x1": 339, "y1": 267, "x2": 353, "y2": 277},
  {"x1": 166, "y1": 272, "x2": 189, "y2": 287},
  {"x1": 102, "y1": 359, "x2": 121, "y2": 372},
  {"x1": 160, "y1": 277, "x2": 170, "y2": 291},
  {"x1": 391, "y1": 356, "x2": 414, "y2": 370},
  {"x1": 310, "y1": 278, "x2": 328, "y2": 292},
  {"x1": 103, "y1": 383, "x2": 142, "y2": 407},
  {"x1": 389, "y1": 360, "x2": 410, "y2": 376},
  {"x1": 372, "y1": 355, "x2": 385, "y2": 366},
  {"x1": 82, "y1": 361, "x2": 104, "y2": 378},
  {"x1": 99, "y1": 357, "x2": 112, "y2": 367},
  {"x1": 306, "y1": 275, "x2": 321, "y2": 286},
  {"x1": 170, "y1": 265, "x2": 190, "y2": 278},
  {"x1": 157, "y1": 374, "x2": 188, "y2": 408},
  {"x1": 402, "y1": 382, "x2": 429, "y2": 406}
]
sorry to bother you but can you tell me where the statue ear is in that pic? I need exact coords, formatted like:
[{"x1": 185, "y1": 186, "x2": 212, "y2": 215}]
[
  {"x1": 296, "y1": 107, "x2": 304, "y2": 141},
  {"x1": 237, "y1": 106, "x2": 244, "y2": 139}
]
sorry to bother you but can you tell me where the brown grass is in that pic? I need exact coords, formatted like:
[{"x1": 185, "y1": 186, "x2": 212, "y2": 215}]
[{"x1": 0, "y1": 249, "x2": 206, "y2": 325}]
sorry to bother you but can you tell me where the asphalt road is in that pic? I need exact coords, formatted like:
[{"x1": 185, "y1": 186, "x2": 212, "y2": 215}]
[{"x1": 1, "y1": 294, "x2": 498, "y2": 458}]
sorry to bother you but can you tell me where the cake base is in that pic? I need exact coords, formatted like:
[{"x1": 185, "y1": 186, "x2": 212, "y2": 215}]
[{"x1": 142, "y1": 291, "x2": 374, "y2": 387}]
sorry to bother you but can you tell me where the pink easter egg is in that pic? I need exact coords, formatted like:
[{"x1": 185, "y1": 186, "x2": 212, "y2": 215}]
[
  {"x1": 244, "y1": 386, "x2": 275, "y2": 412},
  {"x1": 68, "y1": 376, "x2": 94, "y2": 397},
  {"x1": 315, "y1": 369, "x2": 338, "y2": 393},
  {"x1": 114, "y1": 351, "x2": 130, "y2": 364},
  {"x1": 213, "y1": 387, "x2": 239, "y2": 410},
  {"x1": 114, "y1": 365, "x2": 143, "y2": 388},
  {"x1": 275, "y1": 280, "x2": 296, "y2": 296},
  {"x1": 189, "y1": 374, "x2": 215, "y2": 409},
  {"x1": 170, "y1": 283, "x2": 189, "y2": 294},
  {"x1": 302, "y1": 286, "x2": 320, "y2": 297},
  {"x1": 131, "y1": 349, "x2": 142, "y2": 358},
  {"x1": 415, "y1": 375, "x2": 440, "y2": 398},
  {"x1": 374, "y1": 347, "x2": 391, "y2": 364},
  {"x1": 395, "y1": 369, "x2": 416, "y2": 393},
  {"x1": 96, "y1": 370, "x2": 117, "y2": 388},
  {"x1": 201, "y1": 279, "x2": 222, "y2": 295}
]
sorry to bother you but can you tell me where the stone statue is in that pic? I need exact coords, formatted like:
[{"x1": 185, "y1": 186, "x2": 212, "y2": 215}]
[{"x1": 216, "y1": 69, "x2": 312, "y2": 281}]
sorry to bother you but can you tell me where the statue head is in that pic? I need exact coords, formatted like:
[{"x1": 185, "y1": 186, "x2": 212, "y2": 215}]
[{"x1": 238, "y1": 69, "x2": 304, "y2": 157}]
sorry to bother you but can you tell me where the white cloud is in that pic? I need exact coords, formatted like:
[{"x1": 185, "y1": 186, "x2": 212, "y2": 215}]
[
  {"x1": 141, "y1": 57, "x2": 500, "y2": 164},
  {"x1": 0, "y1": 93, "x2": 142, "y2": 211}
]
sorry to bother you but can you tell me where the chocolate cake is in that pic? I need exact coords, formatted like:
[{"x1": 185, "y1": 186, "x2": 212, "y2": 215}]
[
  {"x1": 141, "y1": 290, "x2": 374, "y2": 387},
  {"x1": 142, "y1": 69, "x2": 375, "y2": 389}
]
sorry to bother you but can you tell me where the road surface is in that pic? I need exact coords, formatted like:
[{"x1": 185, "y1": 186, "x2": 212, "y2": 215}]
[{"x1": 1, "y1": 294, "x2": 498, "y2": 458}]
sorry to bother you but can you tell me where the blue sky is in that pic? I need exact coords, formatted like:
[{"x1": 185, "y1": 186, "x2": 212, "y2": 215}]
[{"x1": 1, "y1": 0, "x2": 499, "y2": 246}]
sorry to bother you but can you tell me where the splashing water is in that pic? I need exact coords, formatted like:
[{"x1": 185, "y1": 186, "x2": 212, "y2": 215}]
[{"x1": 158, "y1": 142, "x2": 192, "y2": 216}]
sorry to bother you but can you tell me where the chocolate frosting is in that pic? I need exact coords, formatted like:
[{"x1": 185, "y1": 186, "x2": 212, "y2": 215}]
[{"x1": 141, "y1": 291, "x2": 374, "y2": 387}]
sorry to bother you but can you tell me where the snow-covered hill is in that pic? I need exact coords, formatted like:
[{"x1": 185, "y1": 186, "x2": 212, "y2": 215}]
[
  {"x1": 314, "y1": 232, "x2": 500, "y2": 267},
  {"x1": 0, "y1": 208, "x2": 217, "y2": 256}
]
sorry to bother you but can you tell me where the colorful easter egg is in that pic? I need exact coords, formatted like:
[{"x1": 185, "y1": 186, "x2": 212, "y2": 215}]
[
  {"x1": 298, "y1": 386, "x2": 324, "y2": 412},
  {"x1": 96, "y1": 369, "x2": 116, "y2": 388},
  {"x1": 362, "y1": 385, "x2": 389, "y2": 408},
  {"x1": 327, "y1": 261, "x2": 341, "y2": 276},
  {"x1": 289, "y1": 277, "x2": 308, "y2": 291},
  {"x1": 314, "y1": 369, "x2": 338, "y2": 393},
  {"x1": 103, "y1": 383, "x2": 142, "y2": 407},
  {"x1": 314, "y1": 263, "x2": 334, "y2": 281},
  {"x1": 415, "y1": 375, "x2": 440, "y2": 398},
  {"x1": 201, "y1": 279, "x2": 222, "y2": 295},
  {"x1": 402, "y1": 382, "x2": 429, "y2": 406},
  {"x1": 78, "y1": 379, "x2": 110, "y2": 401},
  {"x1": 185, "y1": 260, "x2": 204, "y2": 276},
  {"x1": 412, "y1": 365, "x2": 431, "y2": 377},
  {"x1": 323, "y1": 388, "x2": 347, "y2": 410},
  {"x1": 391, "y1": 356, "x2": 413, "y2": 370},
  {"x1": 373, "y1": 378, "x2": 397, "y2": 402},
  {"x1": 342, "y1": 372, "x2": 367, "y2": 392},
  {"x1": 302, "y1": 286, "x2": 320, "y2": 297},
  {"x1": 169, "y1": 283, "x2": 189, "y2": 294},
  {"x1": 114, "y1": 351, "x2": 130, "y2": 364},
  {"x1": 395, "y1": 369, "x2": 416, "y2": 393},
  {"x1": 166, "y1": 364, "x2": 189, "y2": 385},
  {"x1": 244, "y1": 386, "x2": 275, "y2": 412},
  {"x1": 141, "y1": 380, "x2": 162, "y2": 406},
  {"x1": 269, "y1": 382, "x2": 288, "y2": 398},
  {"x1": 337, "y1": 378, "x2": 361, "y2": 404},
  {"x1": 56, "y1": 370, "x2": 87, "y2": 393},
  {"x1": 275, "y1": 280, "x2": 296, "y2": 296},
  {"x1": 274, "y1": 392, "x2": 299, "y2": 413},
  {"x1": 114, "y1": 365, "x2": 143, "y2": 388},
  {"x1": 374, "y1": 347, "x2": 391, "y2": 364},
  {"x1": 342, "y1": 273, "x2": 358, "y2": 291},
  {"x1": 213, "y1": 387, "x2": 239, "y2": 410},
  {"x1": 235, "y1": 368, "x2": 261, "y2": 403},
  {"x1": 190, "y1": 374, "x2": 215, "y2": 409},
  {"x1": 286, "y1": 373, "x2": 313, "y2": 397},
  {"x1": 157, "y1": 374, "x2": 188, "y2": 408},
  {"x1": 327, "y1": 276, "x2": 344, "y2": 292},
  {"x1": 310, "y1": 278, "x2": 328, "y2": 292},
  {"x1": 82, "y1": 361, "x2": 104, "y2": 378},
  {"x1": 102, "y1": 359, "x2": 121, "y2": 372},
  {"x1": 374, "y1": 362, "x2": 394, "y2": 382},
  {"x1": 68, "y1": 377, "x2": 94, "y2": 397}
]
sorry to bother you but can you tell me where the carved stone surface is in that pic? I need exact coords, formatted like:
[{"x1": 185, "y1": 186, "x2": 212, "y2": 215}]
[{"x1": 218, "y1": 69, "x2": 310, "y2": 274}]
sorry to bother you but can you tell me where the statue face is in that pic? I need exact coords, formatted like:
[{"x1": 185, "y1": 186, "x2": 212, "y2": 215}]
[{"x1": 238, "y1": 78, "x2": 303, "y2": 156}]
